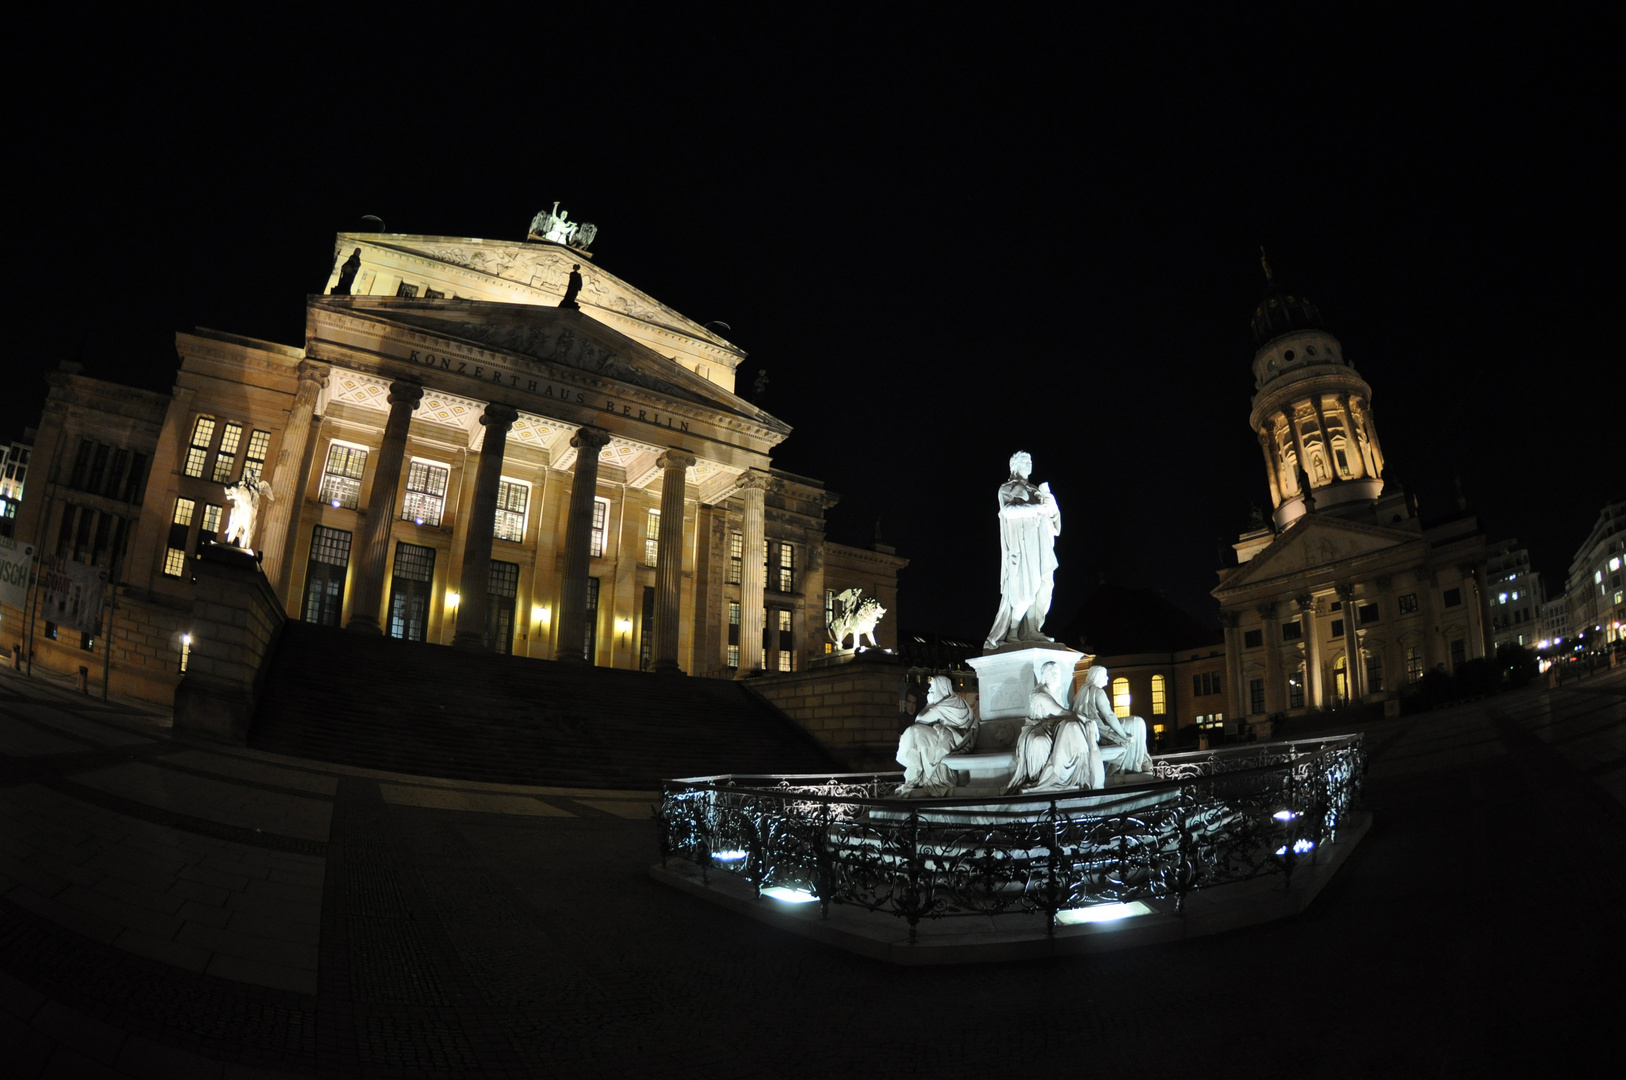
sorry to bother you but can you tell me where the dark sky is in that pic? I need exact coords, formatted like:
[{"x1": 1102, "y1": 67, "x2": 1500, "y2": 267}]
[{"x1": 9, "y1": 13, "x2": 1617, "y2": 639}]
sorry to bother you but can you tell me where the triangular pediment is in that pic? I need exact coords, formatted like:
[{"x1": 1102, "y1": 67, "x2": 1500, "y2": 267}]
[
  {"x1": 307, "y1": 295, "x2": 788, "y2": 436},
  {"x1": 1216, "y1": 514, "x2": 1424, "y2": 595}
]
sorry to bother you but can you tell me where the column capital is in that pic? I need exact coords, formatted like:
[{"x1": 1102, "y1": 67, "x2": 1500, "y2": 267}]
[
  {"x1": 1335, "y1": 582, "x2": 1357, "y2": 602},
  {"x1": 737, "y1": 469, "x2": 774, "y2": 493},
  {"x1": 388, "y1": 381, "x2": 425, "y2": 407},
  {"x1": 1295, "y1": 593, "x2": 1316, "y2": 614},
  {"x1": 571, "y1": 426, "x2": 612, "y2": 451},
  {"x1": 657, "y1": 448, "x2": 697, "y2": 471},
  {"x1": 1219, "y1": 610, "x2": 1241, "y2": 629},
  {"x1": 481, "y1": 403, "x2": 520, "y2": 429},
  {"x1": 295, "y1": 359, "x2": 331, "y2": 387},
  {"x1": 1256, "y1": 601, "x2": 1278, "y2": 620}
]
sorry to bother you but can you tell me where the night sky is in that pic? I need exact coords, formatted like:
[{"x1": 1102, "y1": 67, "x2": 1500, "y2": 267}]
[{"x1": 11, "y1": 13, "x2": 1616, "y2": 639}]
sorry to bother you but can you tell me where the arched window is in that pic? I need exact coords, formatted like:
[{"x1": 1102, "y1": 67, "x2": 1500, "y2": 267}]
[
  {"x1": 1112, "y1": 677, "x2": 1131, "y2": 718},
  {"x1": 1150, "y1": 674, "x2": 1167, "y2": 715}
]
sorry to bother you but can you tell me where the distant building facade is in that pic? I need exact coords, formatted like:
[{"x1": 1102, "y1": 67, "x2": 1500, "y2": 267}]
[
  {"x1": 1484, "y1": 539, "x2": 1544, "y2": 651},
  {"x1": 1213, "y1": 267, "x2": 1488, "y2": 728},
  {"x1": 1564, "y1": 499, "x2": 1626, "y2": 649},
  {"x1": 2, "y1": 224, "x2": 904, "y2": 700},
  {"x1": 0, "y1": 428, "x2": 33, "y2": 537}
]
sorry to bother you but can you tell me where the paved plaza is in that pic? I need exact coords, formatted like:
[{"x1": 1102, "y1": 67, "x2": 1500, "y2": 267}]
[{"x1": 3, "y1": 661, "x2": 1623, "y2": 1078}]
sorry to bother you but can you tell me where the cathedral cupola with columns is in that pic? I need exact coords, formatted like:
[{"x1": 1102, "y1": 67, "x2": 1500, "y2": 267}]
[
  {"x1": 1247, "y1": 253, "x2": 1387, "y2": 533},
  {"x1": 1212, "y1": 255, "x2": 1488, "y2": 738}
]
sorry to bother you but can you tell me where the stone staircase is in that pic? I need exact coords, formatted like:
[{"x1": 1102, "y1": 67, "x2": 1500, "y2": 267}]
[{"x1": 247, "y1": 622, "x2": 841, "y2": 788}]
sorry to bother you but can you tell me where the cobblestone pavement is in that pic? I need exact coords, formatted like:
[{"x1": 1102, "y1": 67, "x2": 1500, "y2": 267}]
[{"x1": 3, "y1": 661, "x2": 1623, "y2": 1078}]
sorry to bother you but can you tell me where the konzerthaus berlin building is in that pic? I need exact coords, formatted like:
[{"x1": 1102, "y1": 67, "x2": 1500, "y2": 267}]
[
  {"x1": 2, "y1": 218, "x2": 905, "y2": 702},
  {"x1": 1212, "y1": 266, "x2": 1488, "y2": 728}
]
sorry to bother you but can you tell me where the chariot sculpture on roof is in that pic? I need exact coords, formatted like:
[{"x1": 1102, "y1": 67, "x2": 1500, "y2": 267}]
[{"x1": 528, "y1": 202, "x2": 598, "y2": 252}]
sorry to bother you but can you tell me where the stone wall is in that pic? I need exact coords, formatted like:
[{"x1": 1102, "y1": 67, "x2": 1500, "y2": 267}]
[
  {"x1": 748, "y1": 657, "x2": 906, "y2": 771},
  {"x1": 172, "y1": 545, "x2": 287, "y2": 743}
]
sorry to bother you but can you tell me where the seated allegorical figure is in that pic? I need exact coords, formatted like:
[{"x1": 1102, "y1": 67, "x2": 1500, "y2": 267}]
[
  {"x1": 1076, "y1": 665, "x2": 1154, "y2": 774},
  {"x1": 895, "y1": 675, "x2": 978, "y2": 798},
  {"x1": 1005, "y1": 661, "x2": 1104, "y2": 794}
]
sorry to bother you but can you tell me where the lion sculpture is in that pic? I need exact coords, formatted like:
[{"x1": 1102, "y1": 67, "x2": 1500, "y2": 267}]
[{"x1": 828, "y1": 587, "x2": 886, "y2": 651}]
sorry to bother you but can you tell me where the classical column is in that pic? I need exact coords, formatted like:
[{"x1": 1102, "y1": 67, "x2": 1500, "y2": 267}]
[
  {"x1": 1256, "y1": 427, "x2": 1283, "y2": 509},
  {"x1": 1357, "y1": 396, "x2": 1387, "y2": 474},
  {"x1": 1416, "y1": 566, "x2": 1440, "y2": 672},
  {"x1": 1310, "y1": 395, "x2": 1336, "y2": 478},
  {"x1": 261, "y1": 360, "x2": 330, "y2": 593},
  {"x1": 1258, "y1": 602, "x2": 1283, "y2": 715},
  {"x1": 452, "y1": 404, "x2": 519, "y2": 652},
  {"x1": 1219, "y1": 610, "x2": 1245, "y2": 723},
  {"x1": 1335, "y1": 393, "x2": 1367, "y2": 479},
  {"x1": 651, "y1": 449, "x2": 696, "y2": 674},
  {"x1": 1337, "y1": 583, "x2": 1363, "y2": 702},
  {"x1": 1297, "y1": 594, "x2": 1323, "y2": 708},
  {"x1": 1466, "y1": 563, "x2": 1493, "y2": 659},
  {"x1": 346, "y1": 381, "x2": 423, "y2": 634},
  {"x1": 555, "y1": 426, "x2": 612, "y2": 661},
  {"x1": 734, "y1": 471, "x2": 770, "y2": 680},
  {"x1": 1283, "y1": 409, "x2": 1309, "y2": 497}
]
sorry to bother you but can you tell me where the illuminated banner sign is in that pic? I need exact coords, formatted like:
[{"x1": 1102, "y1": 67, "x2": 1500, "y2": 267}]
[
  {"x1": 35, "y1": 554, "x2": 108, "y2": 635},
  {"x1": 0, "y1": 535, "x2": 31, "y2": 611}
]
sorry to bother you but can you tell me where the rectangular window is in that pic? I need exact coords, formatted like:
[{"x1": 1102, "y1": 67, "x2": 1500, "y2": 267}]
[
  {"x1": 639, "y1": 585, "x2": 655, "y2": 672},
  {"x1": 645, "y1": 509, "x2": 660, "y2": 566},
  {"x1": 777, "y1": 608, "x2": 793, "y2": 671},
  {"x1": 1398, "y1": 593, "x2": 1419, "y2": 614},
  {"x1": 402, "y1": 460, "x2": 449, "y2": 526},
  {"x1": 1281, "y1": 621, "x2": 1302, "y2": 642},
  {"x1": 320, "y1": 444, "x2": 367, "y2": 509},
  {"x1": 727, "y1": 600, "x2": 740, "y2": 669},
  {"x1": 1111, "y1": 677, "x2": 1131, "y2": 719},
  {"x1": 241, "y1": 430, "x2": 271, "y2": 483},
  {"x1": 583, "y1": 576, "x2": 599, "y2": 662},
  {"x1": 494, "y1": 480, "x2": 529, "y2": 542},
  {"x1": 1249, "y1": 677, "x2": 1266, "y2": 715},
  {"x1": 387, "y1": 542, "x2": 436, "y2": 642},
  {"x1": 164, "y1": 497, "x2": 195, "y2": 576},
  {"x1": 122, "y1": 452, "x2": 148, "y2": 504},
  {"x1": 589, "y1": 498, "x2": 610, "y2": 558},
  {"x1": 1358, "y1": 603, "x2": 1380, "y2": 624},
  {"x1": 777, "y1": 543, "x2": 795, "y2": 592},
  {"x1": 1151, "y1": 674, "x2": 1166, "y2": 715},
  {"x1": 212, "y1": 422, "x2": 243, "y2": 483},
  {"x1": 80, "y1": 631, "x2": 95, "y2": 653},
  {"x1": 1405, "y1": 646, "x2": 1424, "y2": 683},
  {"x1": 87, "y1": 444, "x2": 110, "y2": 494},
  {"x1": 1449, "y1": 638, "x2": 1466, "y2": 670},
  {"x1": 196, "y1": 503, "x2": 222, "y2": 554},
  {"x1": 1443, "y1": 588, "x2": 1462, "y2": 608},
  {"x1": 486, "y1": 560, "x2": 520, "y2": 656},
  {"x1": 185, "y1": 416, "x2": 216, "y2": 479},
  {"x1": 729, "y1": 531, "x2": 743, "y2": 584},
  {"x1": 1288, "y1": 673, "x2": 1304, "y2": 709},
  {"x1": 1193, "y1": 673, "x2": 1202, "y2": 697},
  {"x1": 101, "y1": 448, "x2": 127, "y2": 498},
  {"x1": 1243, "y1": 628, "x2": 1263, "y2": 648},
  {"x1": 1330, "y1": 618, "x2": 1344, "y2": 637},
  {"x1": 302, "y1": 525, "x2": 352, "y2": 626},
  {"x1": 1365, "y1": 654, "x2": 1383, "y2": 693},
  {"x1": 397, "y1": 282, "x2": 419, "y2": 298},
  {"x1": 69, "y1": 440, "x2": 94, "y2": 489}
]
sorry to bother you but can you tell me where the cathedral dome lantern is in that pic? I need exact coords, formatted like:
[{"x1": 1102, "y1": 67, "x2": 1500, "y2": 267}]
[{"x1": 1245, "y1": 255, "x2": 1387, "y2": 530}]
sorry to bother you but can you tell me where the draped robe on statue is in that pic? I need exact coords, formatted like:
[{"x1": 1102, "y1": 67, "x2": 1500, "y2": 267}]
[
  {"x1": 1077, "y1": 666, "x2": 1154, "y2": 774},
  {"x1": 1005, "y1": 665, "x2": 1104, "y2": 794},
  {"x1": 895, "y1": 676, "x2": 977, "y2": 797},
  {"x1": 986, "y1": 476, "x2": 1060, "y2": 649}
]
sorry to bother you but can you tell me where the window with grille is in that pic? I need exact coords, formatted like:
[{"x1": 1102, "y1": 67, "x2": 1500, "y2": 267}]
[
  {"x1": 320, "y1": 444, "x2": 367, "y2": 509},
  {"x1": 644, "y1": 509, "x2": 660, "y2": 566},
  {"x1": 387, "y1": 542, "x2": 436, "y2": 641},
  {"x1": 1358, "y1": 603, "x2": 1380, "y2": 624},
  {"x1": 729, "y1": 531, "x2": 742, "y2": 584},
  {"x1": 302, "y1": 526, "x2": 352, "y2": 626},
  {"x1": 1365, "y1": 654, "x2": 1383, "y2": 693},
  {"x1": 402, "y1": 461, "x2": 449, "y2": 526},
  {"x1": 1406, "y1": 646, "x2": 1424, "y2": 683},
  {"x1": 1151, "y1": 674, "x2": 1166, "y2": 715},
  {"x1": 583, "y1": 576, "x2": 599, "y2": 662},
  {"x1": 1288, "y1": 672, "x2": 1304, "y2": 709},
  {"x1": 494, "y1": 480, "x2": 528, "y2": 542},
  {"x1": 486, "y1": 560, "x2": 520, "y2": 655},
  {"x1": 241, "y1": 430, "x2": 271, "y2": 483},
  {"x1": 184, "y1": 416, "x2": 216, "y2": 478},
  {"x1": 727, "y1": 600, "x2": 740, "y2": 669},
  {"x1": 589, "y1": 498, "x2": 610, "y2": 558},
  {"x1": 212, "y1": 423, "x2": 243, "y2": 483},
  {"x1": 1449, "y1": 638, "x2": 1465, "y2": 669},
  {"x1": 776, "y1": 609, "x2": 793, "y2": 671},
  {"x1": 1281, "y1": 621, "x2": 1302, "y2": 641},
  {"x1": 69, "y1": 440, "x2": 94, "y2": 489},
  {"x1": 1250, "y1": 677, "x2": 1266, "y2": 714},
  {"x1": 196, "y1": 504, "x2": 222, "y2": 554},
  {"x1": 1398, "y1": 593, "x2": 1419, "y2": 614},
  {"x1": 1244, "y1": 628, "x2": 1263, "y2": 648},
  {"x1": 164, "y1": 498, "x2": 196, "y2": 576},
  {"x1": 777, "y1": 543, "x2": 795, "y2": 592},
  {"x1": 639, "y1": 586, "x2": 655, "y2": 671}
]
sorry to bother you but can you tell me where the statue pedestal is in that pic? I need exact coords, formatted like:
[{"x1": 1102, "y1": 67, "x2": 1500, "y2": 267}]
[{"x1": 966, "y1": 643, "x2": 1085, "y2": 752}]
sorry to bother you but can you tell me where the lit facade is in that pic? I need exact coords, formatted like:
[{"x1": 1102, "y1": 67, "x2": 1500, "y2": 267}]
[
  {"x1": 2, "y1": 226, "x2": 904, "y2": 700},
  {"x1": 1213, "y1": 268, "x2": 1489, "y2": 727},
  {"x1": 1564, "y1": 500, "x2": 1626, "y2": 648},
  {"x1": 1484, "y1": 540, "x2": 1544, "y2": 652},
  {"x1": 0, "y1": 429, "x2": 33, "y2": 538}
]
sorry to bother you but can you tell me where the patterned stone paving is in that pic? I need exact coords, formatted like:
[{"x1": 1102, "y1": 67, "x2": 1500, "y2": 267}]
[{"x1": 2, "y1": 660, "x2": 1623, "y2": 1077}]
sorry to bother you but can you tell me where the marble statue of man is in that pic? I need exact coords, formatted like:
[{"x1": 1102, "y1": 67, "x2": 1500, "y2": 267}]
[
  {"x1": 895, "y1": 675, "x2": 978, "y2": 798},
  {"x1": 1076, "y1": 665, "x2": 1153, "y2": 774},
  {"x1": 1005, "y1": 661, "x2": 1103, "y2": 794},
  {"x1": 223, "y1": 480, "x2": 272, "y2": 551},
  {"x1": 985, "y1": 451, "x2": 1061, "y2": 650}
]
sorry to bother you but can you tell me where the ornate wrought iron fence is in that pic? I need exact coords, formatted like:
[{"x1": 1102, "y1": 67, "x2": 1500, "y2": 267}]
[{"x1": 657, "y1": 735, "x2": 1364, "y2": 938}]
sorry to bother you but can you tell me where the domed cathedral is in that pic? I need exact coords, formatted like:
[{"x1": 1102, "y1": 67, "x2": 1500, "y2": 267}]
[{"x1": 1212, "y1": 256, "x2": 1488, "y2": 733}]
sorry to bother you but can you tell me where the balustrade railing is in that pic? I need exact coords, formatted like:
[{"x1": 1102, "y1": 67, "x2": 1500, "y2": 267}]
[{"x1": 657, "y1": 735, "x2": 1364, "y2": 939}]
